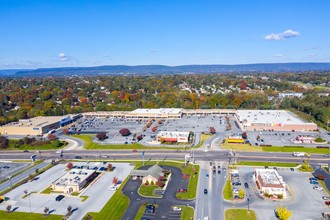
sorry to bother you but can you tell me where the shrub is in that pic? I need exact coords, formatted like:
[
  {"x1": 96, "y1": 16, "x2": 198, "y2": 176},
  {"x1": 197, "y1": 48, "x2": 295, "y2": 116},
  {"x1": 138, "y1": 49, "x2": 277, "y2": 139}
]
[
  {"x1": 119, "y1": 128, "x2": 131, "y2": 136},
  {"x1": 52, "y1": 139, "x2": 62, "y2": 148},
  {"x1": 210, "y1": 127, "x2": 216, "y2": 134},
  {"x1": 157, "y1": 181, "x2": 165, "y2": 187},
  {"x1": 62, "y1": 128, "x2": 69, "y2": 135},
  {"x1": 277, "y1": 194, "x2": 283, "y2": 199},
  {"x1": 47, "y1": 134, "x2": 57, "y2": 140},
  {"x1": 145, "y1": 180, "x2": 149, "y2": 186},
  {"x1": 0, "y1": 136, "x2": 9, "y2": 149},
  {"x1": 315, "y1": 137, "x2": 325, "y2": 142},
  {"x1": 150, "y1": 181, "x2": 154, "y2": 185},
  {"x1": 107, "y1": 163, "x2": 113, "y2": 171}
]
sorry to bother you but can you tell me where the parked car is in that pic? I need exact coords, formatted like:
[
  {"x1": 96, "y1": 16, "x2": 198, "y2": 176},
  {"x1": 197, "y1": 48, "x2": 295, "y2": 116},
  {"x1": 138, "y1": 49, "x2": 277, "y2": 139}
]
[
  {"x1": 109, "y1": 185, "x2": 117, "y2": 191},
  {"x1": 23, "y1": 150, "x2": 29, "y2": 153},
  {"x1": 178, "y1": 188, "x2": 187, "y2": 193},
  {"x1": 322, "y1": 196, "x2": 330, "y2": 200},
  {"x1": 204, "y1": 189, "x2": 208, "y2": 194},
  {"x1": 218, "y1": 170, "x2": 221, "y2": 174},
  {"x1": 244, "y1": 182, "x2": 249, "y2": 188},
  {"x1": 206, "y1": 174, "x2": 209, "y2": 178},
  {"x1": 313, "y1": 186, "x2": 323, "y2": 190},
  {"x1": 232, "y1": 182, "x2": 241, "y2": 186},
  {"x1": 309, "y1": 177, "x2": 317, "y2": 181},
  {"x1": 218, "y1": 165, "x2": 221, "y2": 169},
  {"x1": 172, "y1": 206, "x2": 182, "y2": 212},
  {"x1": 325, "y1": 201, "x2": 330, "y2": 206},
  {"x1": 55, "y1": 195, "x2": 65, "y2": 201},
  {"x1": 290, "y1": 168, "x2": 294, "y2": 171},
  {"x1": 323, "y1": 154, "x2": 330, "y2": 158},
  {"x1": 75, "y1": 156, "x2": 82, "y2": 159},
  {"x1": 310, "y1": 181, "x2": 319, "y2": 184}
]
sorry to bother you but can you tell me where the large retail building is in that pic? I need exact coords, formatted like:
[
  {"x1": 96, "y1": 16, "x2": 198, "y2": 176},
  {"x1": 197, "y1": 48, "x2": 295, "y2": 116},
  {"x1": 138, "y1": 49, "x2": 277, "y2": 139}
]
[
  {"x1": 0, "y1": 116, "x2": 63, "y2": 136},
  {"x1": 236, "y1": 110, "x2": 317, "y2": 131}
]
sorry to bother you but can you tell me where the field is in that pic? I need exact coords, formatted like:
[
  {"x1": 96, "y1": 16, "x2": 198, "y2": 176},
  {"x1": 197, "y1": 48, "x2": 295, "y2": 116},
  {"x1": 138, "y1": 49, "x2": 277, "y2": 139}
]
[{"x1": 6, "y1": 140, "x2": 66, "y2": 150}]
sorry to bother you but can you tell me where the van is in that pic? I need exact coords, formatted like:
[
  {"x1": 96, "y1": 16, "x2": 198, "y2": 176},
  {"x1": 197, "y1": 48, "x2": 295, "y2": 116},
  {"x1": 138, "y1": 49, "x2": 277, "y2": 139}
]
[{"x1": 56, "y1": 150, "x2": 62, "y2": 154}]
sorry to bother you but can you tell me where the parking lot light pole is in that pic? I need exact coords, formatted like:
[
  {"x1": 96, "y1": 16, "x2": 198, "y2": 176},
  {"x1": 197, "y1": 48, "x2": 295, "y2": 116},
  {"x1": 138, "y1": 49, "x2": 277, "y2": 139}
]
[
  {"x1": 247, "y1": 198, "x2": 250, "y2": 212},
  {"x1": 24, "y1": 190, "x2": 32, "y2": 214}
]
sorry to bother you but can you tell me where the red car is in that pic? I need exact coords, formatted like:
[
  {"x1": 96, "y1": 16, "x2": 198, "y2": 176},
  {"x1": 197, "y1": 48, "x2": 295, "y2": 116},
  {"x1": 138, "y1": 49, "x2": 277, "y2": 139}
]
[
  {"x1": 132, "y1": 149, "x2": 137, "y2": 153},
  {"x1": 177, "y1": 188, "x2": 187, "y2": 193},
  {"x1": 325, "y1": 201, "x2": 330, "y2": 206}
]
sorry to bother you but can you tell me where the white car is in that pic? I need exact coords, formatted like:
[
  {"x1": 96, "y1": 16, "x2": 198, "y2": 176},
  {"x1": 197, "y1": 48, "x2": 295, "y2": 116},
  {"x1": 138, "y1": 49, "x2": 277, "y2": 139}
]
[
  {"x1": 172, "y1": 207, "x2": 182, "y2": 212},
  {"x1": 109, "y1": 185, "x2": 117, "y2": 191},
  {"x1": 313, "y1": 186, "x2": 323, "y2": 190}
]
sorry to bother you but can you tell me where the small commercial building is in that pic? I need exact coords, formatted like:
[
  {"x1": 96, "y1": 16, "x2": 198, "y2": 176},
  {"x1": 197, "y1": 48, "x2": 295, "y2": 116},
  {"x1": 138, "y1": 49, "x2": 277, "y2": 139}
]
[
  {"x1": 156, "y1": 131, "x2": 190, "y2": 143},
  {"x1": 0, "y1": 116, "x2": 63, "y2": 136},
  {"x1": 254, "y1": 169, "x2": 287, "y2": 199},
  {"x1": 51, "y1": 169, "x2": 96, "y2": 194},
  {"x1": 130, "y1": 164, "x2": 164, "y2": 184},
  {"x1": 226, "y1": 133, "x2": 244, "y2": 143},
  {"x1": 237, "y1": 110, "x2": 317, "y2": 131}
]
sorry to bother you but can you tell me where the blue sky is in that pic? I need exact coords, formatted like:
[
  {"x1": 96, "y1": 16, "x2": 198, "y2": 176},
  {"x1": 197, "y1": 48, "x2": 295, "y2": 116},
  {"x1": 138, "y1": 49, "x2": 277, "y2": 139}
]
[{"x1": 0, "y1": 0, "x2": 329, "y2": 68}]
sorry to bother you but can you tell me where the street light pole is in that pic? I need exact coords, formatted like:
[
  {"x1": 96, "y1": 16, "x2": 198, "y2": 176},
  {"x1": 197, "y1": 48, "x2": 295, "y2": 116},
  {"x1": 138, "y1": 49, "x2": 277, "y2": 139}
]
[
  {"x1": 247, "y1": 198, "x2": 250, "y2": 211},
  {"x1": 24, "y1": 190, "x2": 32, "y2": 214}
]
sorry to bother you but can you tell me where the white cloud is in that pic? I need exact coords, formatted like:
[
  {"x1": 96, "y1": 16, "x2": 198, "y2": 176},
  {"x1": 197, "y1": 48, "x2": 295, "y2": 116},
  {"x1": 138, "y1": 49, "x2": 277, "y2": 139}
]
[
  {"x1": 58, "y1": 52, "x2": 68, "y2": 61},
  {"x1": 265, "y1": 30, "x2": 300, "y2": 41}
]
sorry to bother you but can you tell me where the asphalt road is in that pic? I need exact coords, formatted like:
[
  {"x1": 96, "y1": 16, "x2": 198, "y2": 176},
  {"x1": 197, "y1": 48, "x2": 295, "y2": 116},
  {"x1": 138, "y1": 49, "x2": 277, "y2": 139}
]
[{"x1": 0, "y1": 162, "x2": 49, "y2": 192}]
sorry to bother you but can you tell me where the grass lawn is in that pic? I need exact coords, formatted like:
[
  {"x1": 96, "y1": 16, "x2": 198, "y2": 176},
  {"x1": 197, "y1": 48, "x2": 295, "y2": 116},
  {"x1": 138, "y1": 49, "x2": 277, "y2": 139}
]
[
  {"x1": 225, "y1": 209, "x2": 257, "y2": 220},
  {"x1": 298, "y1": 164, "x2": 314, "y2": 172},
  {"x1": 180, "y1": 206, "x2": 194, "y2": 220},
  {"x1": 223, "y1": 179, "x2": 233, "y2": 200},
  {"x1": 40, "y1": 186, "x2": 52, "y2": 194},
  {"x1": 221, "y1": 143, "x2": 262, "y2": 152},
  {"x1": 72, "y1": 135, "x2": 186, "y2": 150},
  {"x1": 194, "y1": 134, "x2": 212, "y2": 148},
  {"x1": 81, "y1": 195, "x2": 89, "y2": 202},
  {"x1": 236, "y1": 161, "x2": 298, "y2": 167},
  {"x1": 0, "y1": 211, "x2": 63, "y2": 220},
  {"x1": 134, "y1": 203, "x2": 147, "y2": 220},
  {"x1": 320, "y1": 180, "x2": 330, "y2": 195},
  {"x1": 138, "y1": 185, "x2": 161, "y2": 198},
  {"x1": 7, "y1": 140, "x2": 66, "y2": 150}
]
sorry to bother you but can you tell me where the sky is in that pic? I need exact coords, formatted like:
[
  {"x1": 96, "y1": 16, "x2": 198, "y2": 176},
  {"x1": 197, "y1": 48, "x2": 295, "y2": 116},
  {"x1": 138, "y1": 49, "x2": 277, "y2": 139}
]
[{"x1": 0, "y1": 0, "x2": 330, "y2": 69}]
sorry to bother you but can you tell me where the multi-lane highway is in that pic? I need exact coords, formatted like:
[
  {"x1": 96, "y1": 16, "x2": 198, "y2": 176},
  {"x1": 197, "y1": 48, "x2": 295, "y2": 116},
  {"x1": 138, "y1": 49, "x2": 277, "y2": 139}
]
[{"x1": 0, "y1": 149, "x2": 328, "y2": 163}]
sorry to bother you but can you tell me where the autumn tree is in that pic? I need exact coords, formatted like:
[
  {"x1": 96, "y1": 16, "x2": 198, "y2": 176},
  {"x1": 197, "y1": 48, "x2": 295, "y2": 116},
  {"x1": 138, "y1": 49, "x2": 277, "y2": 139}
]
[
  {"x1": 276, "y1": 206, "x2": 292, "y2": 220},
  {"x1": 238, "y1": 189, "x2": 245, "y2": 199},
  {"x1": 44, "y1": 207, "x2": 49, "y2": 215},
  {"x1": 62, "y1": 128, "x2": 69, "y2": 135},
  {"x1": 48, "y1": 134, "x2": 57, "y2": 140},
  {"x1": 0, "y1": 136, "x2": 9, "y2": 149},
  {"x1": 137, "y1": 135, "x2": 143, "y2": 141},
  {"x1": 112, "y1": 177, "x2": 119, "y2": 185},
  {"x1": 66, "y1": 162, "x2": 73, "y2": 170},
  {"x1": 119, "y1": 128, "x2": 131, "y2": 136},
  {"x1": 107, "y1": 163, "x2": 113, "y2": 171},
  {"x1": 209, "y1": 127, "x2": 216, "y2": 134},
  {"x1": 6, "y1": 205, "x2": 11, "y2": 213},
  {"x1": 96, "y1": 132, "x2": 108, "y2": 140}
]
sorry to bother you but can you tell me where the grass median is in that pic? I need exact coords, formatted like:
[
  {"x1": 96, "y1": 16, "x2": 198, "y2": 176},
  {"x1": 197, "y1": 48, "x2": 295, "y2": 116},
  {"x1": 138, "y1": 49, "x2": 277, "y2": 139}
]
[
  {"x1": 72, "y1": 135, "x2": 186, "y2": 150},
  {"x1": 223, "y1": 179, "x2": 233, "y2": 200},
  {"x1": 180, "y1": 206, "x2": 194, "y2": 220},
  {"x1": 0, "y1": 211, "x2": 63, "y2": 220},
  {"x1": 236, "y1": 161, "x2": 298, "y2": 167},
  {"x1": 138, "y1": 185, "x2": 161, "y2": 198},
  {"x1": 225, "y1": 209, "x2": 257, "y2": 220}
]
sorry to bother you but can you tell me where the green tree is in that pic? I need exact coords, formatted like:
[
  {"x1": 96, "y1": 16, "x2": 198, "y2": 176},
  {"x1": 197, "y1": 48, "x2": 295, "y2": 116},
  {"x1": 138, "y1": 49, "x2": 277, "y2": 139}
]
[{"x1": 276, "y1": 206, "x2": 292, "y2": 220}]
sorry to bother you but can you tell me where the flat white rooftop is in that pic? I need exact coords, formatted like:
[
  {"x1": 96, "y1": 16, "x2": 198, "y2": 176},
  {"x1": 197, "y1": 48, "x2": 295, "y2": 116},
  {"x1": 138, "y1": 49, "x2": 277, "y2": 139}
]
[
  {"x1": 131, "y1": 108, "x2": 183, "y2": 115},
  {"x1": 157, "y1": 131, "x2": 190, "y2": 137},
  {"x1": 53, "y1": 168, "x2": 95, "y2": 187},
  {"x1": 237, "y1": 110, "x2": 308, "y2": 125},
  {"x1": 255, "y1": 168, "x2": 285, "y2": 188},
  {"x1": 1, "y1": 116, "x2": 63, "y2": 128}
]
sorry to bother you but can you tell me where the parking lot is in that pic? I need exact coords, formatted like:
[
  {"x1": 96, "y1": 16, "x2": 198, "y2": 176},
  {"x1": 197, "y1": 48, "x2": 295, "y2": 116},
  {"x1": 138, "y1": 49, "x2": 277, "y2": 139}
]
[
  {"x1": 247, "y1": 130, "x2": 330, "y2": 147},
  {"x1": 0, "y1": 162, "x2": 30, "y2": 181},
  {"x1": 0, "y1": 162, "x2": 134, "y2": 220},
  {"x1": 235, "y1": 167, "x2": 329, "y2": 220}
]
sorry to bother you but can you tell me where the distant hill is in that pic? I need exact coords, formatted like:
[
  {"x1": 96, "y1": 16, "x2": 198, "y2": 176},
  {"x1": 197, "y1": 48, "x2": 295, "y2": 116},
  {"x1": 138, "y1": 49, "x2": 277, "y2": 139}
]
[{"x1": 1, "y1": 63, "x2": 330, "y2": 77}]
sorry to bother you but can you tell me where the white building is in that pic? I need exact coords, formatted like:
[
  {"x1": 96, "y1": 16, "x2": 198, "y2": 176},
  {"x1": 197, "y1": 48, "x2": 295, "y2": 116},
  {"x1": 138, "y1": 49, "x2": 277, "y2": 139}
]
[
  {"x1": 279, "y1": 92, "x2": 303, "y2": 99},
  {"x1": 156, "y1": 131, "x2": 190, "y2": 143},
  {"x1": 51, "y1": 169, "x2": 96, "y2": 194},
  {"x1": 254, "y1": 169, "x2": 287, "y2": 199}
]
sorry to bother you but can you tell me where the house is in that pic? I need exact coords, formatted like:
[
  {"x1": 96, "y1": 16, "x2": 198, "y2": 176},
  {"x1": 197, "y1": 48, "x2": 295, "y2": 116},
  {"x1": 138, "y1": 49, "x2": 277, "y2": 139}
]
[{"x1": 130, "y1": 164, "x2": 164, "y2": 184}]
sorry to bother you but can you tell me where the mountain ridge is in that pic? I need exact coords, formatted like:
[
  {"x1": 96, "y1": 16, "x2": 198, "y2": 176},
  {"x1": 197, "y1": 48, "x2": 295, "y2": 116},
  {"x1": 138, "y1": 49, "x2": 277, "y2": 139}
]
[{"x1": 1, "y1": 62, "x2": 330, "y2": 77}]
